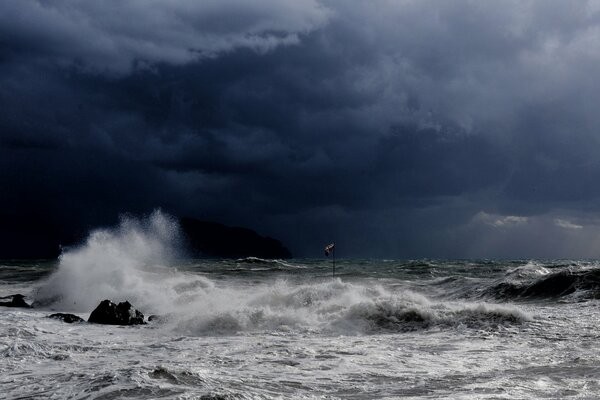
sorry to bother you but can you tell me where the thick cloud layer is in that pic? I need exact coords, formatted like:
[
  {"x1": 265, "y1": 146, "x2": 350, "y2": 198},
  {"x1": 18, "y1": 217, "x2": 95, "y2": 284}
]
[
  {"x1": 0, "y1": 0, "x2": 330, "y2": 73},
  {"x1": 3, "y1": 0, "x2": 600, "y2": 258}
]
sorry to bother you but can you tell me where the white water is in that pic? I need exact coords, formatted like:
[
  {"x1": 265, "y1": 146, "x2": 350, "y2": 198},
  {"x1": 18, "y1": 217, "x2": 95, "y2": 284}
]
[
  {"x1": 34, "y1": 210, "x2": 185, "y2": 312},
  {"x1": 2, "y1": 302, "x2": 597, "y2": 399},
  {"x1": 2, "y1": 213, "x2": 600, "y2": 398}
]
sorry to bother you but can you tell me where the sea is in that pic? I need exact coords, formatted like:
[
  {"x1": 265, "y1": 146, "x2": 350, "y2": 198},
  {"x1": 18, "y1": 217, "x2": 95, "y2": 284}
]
[{"x1": 2, "y1": 213, "x2": 600, "y2": 399}]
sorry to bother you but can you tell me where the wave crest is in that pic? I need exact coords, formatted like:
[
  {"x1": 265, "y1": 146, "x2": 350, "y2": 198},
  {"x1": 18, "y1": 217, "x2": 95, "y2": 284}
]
[
  {"x1": 484, "y1": 267, "x2": 600, "y2": 300},
  {"x1": 33, "y1": 210, "x2": 182, "y2": 312},
  {"x1": 165, "y1": 280, "x2": 530, "y2": 336}
]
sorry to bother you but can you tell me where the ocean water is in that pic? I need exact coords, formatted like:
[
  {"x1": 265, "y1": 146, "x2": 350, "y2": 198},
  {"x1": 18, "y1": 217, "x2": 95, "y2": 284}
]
[{"x1": 2, "y1": 215, "x2": 600, "y2": 399}]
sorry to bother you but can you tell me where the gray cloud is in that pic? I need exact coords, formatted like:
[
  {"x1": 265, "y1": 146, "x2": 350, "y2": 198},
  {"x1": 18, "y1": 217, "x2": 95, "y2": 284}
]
[
  {"x1": 0, "y1": 0, "x2": 330, "y2": 73},
  {"x1": 3, "y1": 0, "x2": 600, "y2": 258}
]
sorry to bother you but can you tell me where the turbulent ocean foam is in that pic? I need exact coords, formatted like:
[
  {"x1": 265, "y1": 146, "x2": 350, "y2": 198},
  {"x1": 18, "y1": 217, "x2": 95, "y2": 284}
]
[{"x1": 2, "y1": 213, "x2": 600, "y2": 398}]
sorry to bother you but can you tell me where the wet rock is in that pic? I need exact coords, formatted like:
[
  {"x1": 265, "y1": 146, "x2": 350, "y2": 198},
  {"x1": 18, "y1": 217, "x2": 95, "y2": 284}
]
[
  {"x1": 148, "y1": 314, "x2": 164, "y2": 323},
  {"x1": 88, "y1": 300, "x2": 145, "y2": 325},
  {"x1": 48, "y1": 313, "x2": 85, "y2": 323},
  {"x1": 0, "y1": 294, "x2": 32, "y2": 308}
]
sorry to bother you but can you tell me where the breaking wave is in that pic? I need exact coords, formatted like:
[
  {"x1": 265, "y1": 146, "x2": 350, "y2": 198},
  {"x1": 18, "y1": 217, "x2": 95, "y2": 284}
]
[
  {"x1": 165, "y1": 279, "x2": 530, "y2": 336},
  {"x1": 484, "y1": 266, "x2": 600, "y2": 301},
  {"x1": 33, "y1": 210, "x2": 185, "y2": 312}
]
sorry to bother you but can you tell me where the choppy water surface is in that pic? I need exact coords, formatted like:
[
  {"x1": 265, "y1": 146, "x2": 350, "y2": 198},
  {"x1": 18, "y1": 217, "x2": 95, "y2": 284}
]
[
  {"x1": 2, "y1": 217, "x2": 600, "y2": 398},
  {"x1": 3, "y1": 258, "x2": 600, "y2": 399}
]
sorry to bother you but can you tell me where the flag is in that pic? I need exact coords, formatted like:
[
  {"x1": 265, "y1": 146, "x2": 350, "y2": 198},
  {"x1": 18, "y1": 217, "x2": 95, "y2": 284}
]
[{"x1": 324, "y1": 243, "x2": 335, "y2": 256}]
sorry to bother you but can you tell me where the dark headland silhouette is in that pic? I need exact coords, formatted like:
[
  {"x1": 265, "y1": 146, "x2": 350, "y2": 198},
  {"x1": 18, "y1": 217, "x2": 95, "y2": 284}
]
[
  {"x1": 0, "y1": 217, "x2": 292, "y2": 259},
  {"x1": 179, "y1": 217, "x2": 292, "y2": 259}
]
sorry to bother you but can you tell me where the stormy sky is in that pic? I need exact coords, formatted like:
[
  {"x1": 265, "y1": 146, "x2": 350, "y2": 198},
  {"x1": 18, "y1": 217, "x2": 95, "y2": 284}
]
[{"x1": 3, "y1": 0, "x2": 600, "y2": 258}]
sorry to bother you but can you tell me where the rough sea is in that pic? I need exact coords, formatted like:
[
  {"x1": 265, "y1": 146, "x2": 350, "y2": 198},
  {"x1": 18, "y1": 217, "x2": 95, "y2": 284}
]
[{"x1": 2, "y1": 214, "x2": 600, "y2": 399}]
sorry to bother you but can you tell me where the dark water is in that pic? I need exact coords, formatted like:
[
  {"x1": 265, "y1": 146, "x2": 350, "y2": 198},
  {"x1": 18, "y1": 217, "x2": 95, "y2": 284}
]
[{"x1": 4, "y1": 257, "x2": 595, "y2": 300}]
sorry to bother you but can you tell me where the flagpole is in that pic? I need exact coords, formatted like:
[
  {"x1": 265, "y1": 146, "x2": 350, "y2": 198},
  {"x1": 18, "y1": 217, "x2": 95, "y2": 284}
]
[
  {"x1": 324, "y1": 242, "x2": 336, "y2": 278},
  {"x1": 332, "y1": 242, "x2": 335, "y2": 278}
]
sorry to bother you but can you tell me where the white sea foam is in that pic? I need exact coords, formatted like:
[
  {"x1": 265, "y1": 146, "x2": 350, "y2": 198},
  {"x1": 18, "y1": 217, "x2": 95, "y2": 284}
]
[
  {"x1": 506, "y1": 261, "x2": 551, "y2": 281},
  {"x1": 162, "y1": 278, "x2": 531, "y2": 336}
]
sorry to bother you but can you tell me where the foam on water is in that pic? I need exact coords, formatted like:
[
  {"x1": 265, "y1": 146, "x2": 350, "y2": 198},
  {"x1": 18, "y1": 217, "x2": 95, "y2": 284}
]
[
  {"x1": 506, "y1": 261, "x2": 551, "y2": 281},
  {"x1": 158, "y1": 278, "x2": 531, "y2": 336}
]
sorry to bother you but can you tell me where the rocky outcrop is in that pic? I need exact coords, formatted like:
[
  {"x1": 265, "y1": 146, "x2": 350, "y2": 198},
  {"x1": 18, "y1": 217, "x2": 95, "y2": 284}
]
[
  {"x1": 0, "y1": 294, "x2": 32, "y2": 308},
  {"x1": 88, "y1": 300, "x2": 145, "y2": 325},
  {"x1": 48, "y1": 313, "x2": 85, "y2": 323},
  {"x1": 180, "y1": 218, "x2": 292, "y2": 259}
]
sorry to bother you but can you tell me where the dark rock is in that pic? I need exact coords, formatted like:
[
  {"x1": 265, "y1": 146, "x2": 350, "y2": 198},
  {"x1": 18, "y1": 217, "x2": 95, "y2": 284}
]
[
  {"x1": 180, "y1": 217, "x2": 292, "y2": 259},
  {"x1": 48, "y1": 313, "x2": 85, "y2": 323},
  {"x1": 88, "y1": 300, "x2": 145, "y2": 325},
  {"x1": 148, "y1": 314, "x2": 163, "y2": 322},
  {"x1": 0, "y1": 294, "x2": 32, "y2": 308}
]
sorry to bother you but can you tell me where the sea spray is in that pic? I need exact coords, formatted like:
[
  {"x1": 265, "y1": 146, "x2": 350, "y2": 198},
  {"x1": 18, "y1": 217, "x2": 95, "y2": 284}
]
[
  {"x1": 34, "y1": 210, "x2": 185, "y2": 312},
  {"x1": 165, "y1": 278, "x2": 531, "y2": 336}
]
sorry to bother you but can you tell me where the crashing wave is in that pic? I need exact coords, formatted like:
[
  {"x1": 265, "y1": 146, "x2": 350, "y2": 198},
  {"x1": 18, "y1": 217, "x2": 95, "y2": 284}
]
[
  {"x1": 166, "y1": 279, "x2": 530, "y2": 336},
  {"x1": 484, "y1": 267, "x2": 600, "y2": 300}
]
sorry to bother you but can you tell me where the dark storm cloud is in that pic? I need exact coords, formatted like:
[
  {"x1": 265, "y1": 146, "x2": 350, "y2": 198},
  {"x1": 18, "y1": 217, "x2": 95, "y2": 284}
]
[
  {"x1": 3, "y1": 0, "x2": 600, "y2": 258},
  {"x1": 0, "y1": 0, "x2": 330, "y2": 73}
]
